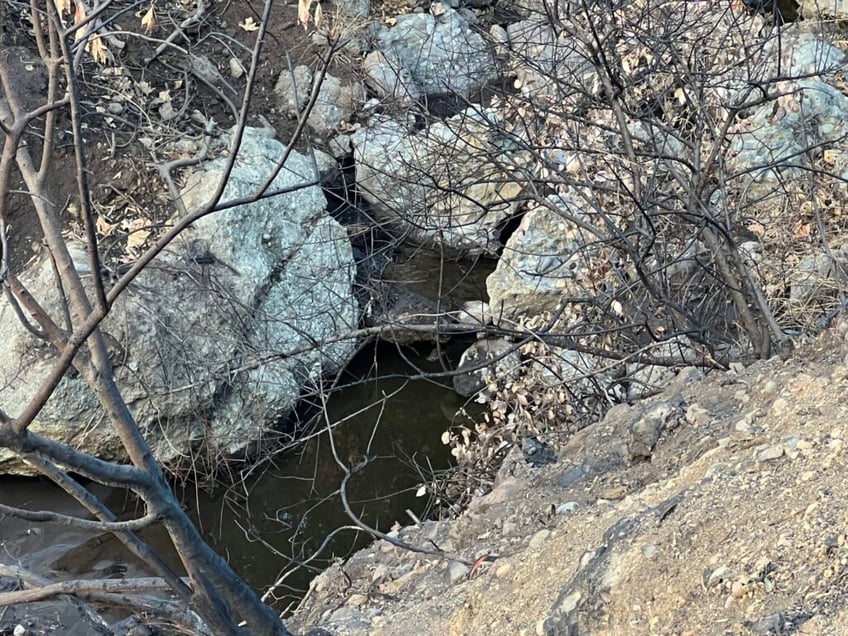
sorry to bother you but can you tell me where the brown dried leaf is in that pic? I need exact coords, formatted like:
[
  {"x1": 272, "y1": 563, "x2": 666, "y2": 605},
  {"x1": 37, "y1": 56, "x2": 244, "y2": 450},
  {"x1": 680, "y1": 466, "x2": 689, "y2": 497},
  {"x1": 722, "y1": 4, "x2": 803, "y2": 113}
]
[
  {"x1": 239, "y1": 17, "x2": 260, "y2": 32},
  {"x1": 297, "y1": 0, "x2": 314, "y2": 29},
  {"x1": 141, "y1": 6, "x2": 156, "y2": 33}
]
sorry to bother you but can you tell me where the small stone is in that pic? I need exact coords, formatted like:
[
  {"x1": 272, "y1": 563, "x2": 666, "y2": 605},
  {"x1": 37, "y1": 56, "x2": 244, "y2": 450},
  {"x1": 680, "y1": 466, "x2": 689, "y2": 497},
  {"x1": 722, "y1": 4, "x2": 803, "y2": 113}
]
[
  {"x1": 557, "y1": 467, "x2": 585, "y2": 488},
  {"x1": 556, "y1": 501, "x2": 578, "y2": 514},
  {"x1": 746, "y1": 612, "x2": 785, "y2": 634},
  {"x1": 529, "y1": 529, "x2": 552, "y2": 550},
  {"x1": 762, "y1": 379, "x2": 778, "y2": 395},
  {"x1": 730, "y1": 580, "x2": 746, "y2": 598},
  {"x1": 447, "y1": 560, "x2": 469, "y2": 583},
  {"x1": 686, "y1": 403, "x2": 711, "y2": 427},
  {"x1": 641, "y1": 543, "x2": 657, "y2": 558},
  {"x1": 347, "y1": 593, "x2": 367, "y2": 607},
  {"x1": 771, "y1": 397, "x2": 788, "y2": 415},
  {"x1": 107, "y1": 101, "x2": 123, "y2": 115},
  {"x1": 599, "y1": 485, "x2": 627, "y2": 500},
  {"x1": 229, "y1": 57, "x2": 245, "y2": 78},
  {"x1": 13, "y1": 626, "x2": 27, "y2": 636},
  {"x1": 733, "y1": 389, "x2": 750, "y2": 404},
  {"x1": 735, "y1": 420, "x2": 753, "y2": 434},
  {"x1": 756, "y1": 445, "x2": 784, "y2": 462},
  {"x1": 495, "y1": 563, "x2": 512, "y2": 578}
]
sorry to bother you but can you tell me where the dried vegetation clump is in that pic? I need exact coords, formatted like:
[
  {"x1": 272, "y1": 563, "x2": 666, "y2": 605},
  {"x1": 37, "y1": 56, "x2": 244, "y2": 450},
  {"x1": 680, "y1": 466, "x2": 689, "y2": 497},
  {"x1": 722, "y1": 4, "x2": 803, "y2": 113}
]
[{"x1": 444, "y1": 0, "x2": 848, "y2": 489}]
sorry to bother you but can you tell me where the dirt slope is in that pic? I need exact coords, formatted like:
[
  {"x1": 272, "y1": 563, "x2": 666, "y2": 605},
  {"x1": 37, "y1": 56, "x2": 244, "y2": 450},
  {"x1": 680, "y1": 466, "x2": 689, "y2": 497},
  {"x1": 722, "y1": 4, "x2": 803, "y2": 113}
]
[{"x1": 292, "y1": 320, "x2": 848, "y2": 636}]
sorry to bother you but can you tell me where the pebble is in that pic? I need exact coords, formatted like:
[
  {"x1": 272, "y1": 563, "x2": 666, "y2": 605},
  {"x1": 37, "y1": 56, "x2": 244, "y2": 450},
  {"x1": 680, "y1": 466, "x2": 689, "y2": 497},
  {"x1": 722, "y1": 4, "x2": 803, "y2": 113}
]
[
  {"x1": 686, "y1": 403, "x2": 711, "y2": 427},
  {"x1": 106, "y1": 101, "x2": 123, "y2": 115},
  {"x1": 557, "y1": 466, "x2": 586, "y2": 488},
  {"x1": 770, "y1": 397, "x2": 788, "y2": 415},
  {"x1": 556, "y1": 501, "x2": 578, "y2": 514},
  {"x1": 13, "y1": 626, "x2": 27, "y2": 636},
  {"x1": 599, "y1": 485, "x2": 627, "y2": 500},
  {"x1": 756, "y1": 445, "x2": 784, "y2": 462},
  {"x1": 735, "y1": 420, "x2": 753, "y2": 434},
  {"x1": 447, "y1": 560, "x2": 469, "y2": 583},
  {"x1": 229, "y1": 57, "x2": 245, "y2": 78},
  {"x1": 528, "y1": 529, "x2": 551, "y2": 550},
  {"x1": 761, "y1": 379, "x2": 778, "y2": 395},
  {"x1": 730, "y1": 580, "x2": 747, "y2": 598},
  {"x1": 495, "y1": 563, "x2": 512, "y2": 578},
  {"x1": 746, "y1": 612, "x2": 785, "y2": 634},
  {"x1": 347, "y1": 593, "x2": 367, "y2": 607}
]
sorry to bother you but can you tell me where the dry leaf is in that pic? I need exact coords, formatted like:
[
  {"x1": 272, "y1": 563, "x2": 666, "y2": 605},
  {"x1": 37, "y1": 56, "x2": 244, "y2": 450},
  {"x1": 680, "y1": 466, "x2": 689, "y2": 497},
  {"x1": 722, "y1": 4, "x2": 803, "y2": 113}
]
[
  {"x1": 53, "y1": 0, "x2": 71, "y2": 15},
  {"x1": 73, "y1": 1, "x2": 87, "y2": 41},
  {"x1": 72, "y1": 1, "x2": 110, "y2": 64},
  {"x1": 297, "y1": 0, "x2": 314, "y2": 29},
  {"x1": 141, "y1": 6, "x2": 156, "y2": 33},
  {"x1": 88, "y1": 35, "x2": 108, "y2": 64},
  {"x1": 746, "y1": 220, "x2": 766, "y2": 238},
  {"x1": 96, "y1": 216, "x2": 115, "y2": 236},
  {"x1": 314, "y1": 2, "x2": 323, "y2": 30},
  {"x1": 126, "y1": 227, "x2": 150, "y2": 250},
  {"x1": 793, "y1": 222, "x2": 811, "y2": 239},
  {"x1": 239, "y1": 16, "x2": 260, "y2": 32}
]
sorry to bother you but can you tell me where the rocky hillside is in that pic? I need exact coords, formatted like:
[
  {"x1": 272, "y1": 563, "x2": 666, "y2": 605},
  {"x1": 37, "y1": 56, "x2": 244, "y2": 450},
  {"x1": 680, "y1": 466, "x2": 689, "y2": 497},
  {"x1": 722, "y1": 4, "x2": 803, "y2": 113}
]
[{"x1": 291, "y1": 322, "x2": 848, "y2": 635}]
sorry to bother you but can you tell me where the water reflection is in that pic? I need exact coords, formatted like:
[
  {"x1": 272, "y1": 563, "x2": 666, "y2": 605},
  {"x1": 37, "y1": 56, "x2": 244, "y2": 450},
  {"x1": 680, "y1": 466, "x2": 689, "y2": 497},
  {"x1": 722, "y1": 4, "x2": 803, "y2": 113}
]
[
  {"x1": 182, "y1": 341, "x2": 463, "y2": 611},
  {"x1": 0, "y1": 342, "x2": 464, "y2": 614}
]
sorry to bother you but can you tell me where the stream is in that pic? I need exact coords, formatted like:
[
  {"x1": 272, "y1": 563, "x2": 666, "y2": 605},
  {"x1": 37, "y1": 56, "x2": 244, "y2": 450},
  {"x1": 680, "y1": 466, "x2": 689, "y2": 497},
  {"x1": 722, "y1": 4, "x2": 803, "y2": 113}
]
[{"x1": 0, "y1": 252, "x2": 495, "y2": 619}]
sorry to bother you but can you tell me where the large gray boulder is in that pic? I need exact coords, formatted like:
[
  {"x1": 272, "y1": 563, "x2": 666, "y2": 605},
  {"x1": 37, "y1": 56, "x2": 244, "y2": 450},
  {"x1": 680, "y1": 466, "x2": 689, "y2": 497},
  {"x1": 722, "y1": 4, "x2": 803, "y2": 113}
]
[
  {"x1": 274, "y1": 66, "x2": 365, "y2": 136},
  {"x1": 352, "y1": 108, "x2": 524, "y2": 254},
  {"x1": 0, "y1": 128, "x2": 359, "y2": 475},
  {"x1": 364, "y1": 4, "x2": 496, "y2": 100},
  {"x1": 504, "y1": 19, "x2": 595, "y2": 103},
  {"x1": 487, "y1": 193, "x2": 606, "y2": 324},
  {"x1": 799, "y1": 0, "x2": 848, "y2": 17}
]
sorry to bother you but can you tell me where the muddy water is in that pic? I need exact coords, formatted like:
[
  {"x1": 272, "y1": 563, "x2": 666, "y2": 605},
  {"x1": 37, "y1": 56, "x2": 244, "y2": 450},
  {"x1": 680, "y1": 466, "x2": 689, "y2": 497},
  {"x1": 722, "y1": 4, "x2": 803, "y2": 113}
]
[
  {"x1": 0, "y1": 250, "x2": 495, "y2": 616},
  {"x1": 0, "y1": 341, "x2": 474, "y2": 615}
]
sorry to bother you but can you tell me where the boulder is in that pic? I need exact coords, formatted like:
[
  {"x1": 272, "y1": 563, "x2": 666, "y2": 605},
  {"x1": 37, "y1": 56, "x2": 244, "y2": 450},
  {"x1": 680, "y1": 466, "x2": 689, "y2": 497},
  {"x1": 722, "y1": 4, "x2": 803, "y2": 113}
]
[
  {"x1": 453, "y1": 338, "x2": 521, "y2": 397},
  {"x1": 352, "y1": 108, "x2": 524, "y2": 254},
  {"x1": 364, "y1": 5, "x2": 496, "y2": 100},
  {"x1": 0, "y1": 127, "x2": 359, "y2": 475},
  {"x1": 362, "y1": 51, "x2": 422, "y2": 102},
  {"x1": 799, "y1": 0, "x2": 848, "y2": 17},
  {"x1": 487, "y1": 193, "x2": 607, "y2": 324},
  {"x1": 333, "y1": 0, "x2": 370, "y2": 18},
  {"x1": 505, "y1": 19, "x2": 595, "y2": 102},
  {"x1": 274, "y1": 66, "x2": 365, "y2": 135}
]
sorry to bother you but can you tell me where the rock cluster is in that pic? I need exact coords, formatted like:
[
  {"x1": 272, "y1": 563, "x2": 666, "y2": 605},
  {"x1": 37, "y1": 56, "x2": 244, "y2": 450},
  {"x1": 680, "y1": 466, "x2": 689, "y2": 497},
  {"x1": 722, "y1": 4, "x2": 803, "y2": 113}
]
[{"x1": 0, "y1": 128, "x2": 358, "y2": 474}]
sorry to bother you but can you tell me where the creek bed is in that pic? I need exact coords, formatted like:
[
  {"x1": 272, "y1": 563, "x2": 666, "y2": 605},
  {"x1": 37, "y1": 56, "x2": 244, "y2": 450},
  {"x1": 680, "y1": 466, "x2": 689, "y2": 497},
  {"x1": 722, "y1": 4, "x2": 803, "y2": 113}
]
[{"x1": 0, "y1": 340, "x2": 468, "y2": 616}]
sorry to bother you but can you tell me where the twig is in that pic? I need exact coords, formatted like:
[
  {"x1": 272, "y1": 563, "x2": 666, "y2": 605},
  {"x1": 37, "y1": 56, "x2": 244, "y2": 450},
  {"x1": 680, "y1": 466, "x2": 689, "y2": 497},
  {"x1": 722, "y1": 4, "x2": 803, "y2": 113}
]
[{"x1": 0, "y1": 503, "x2": 159, "y2": 532}]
